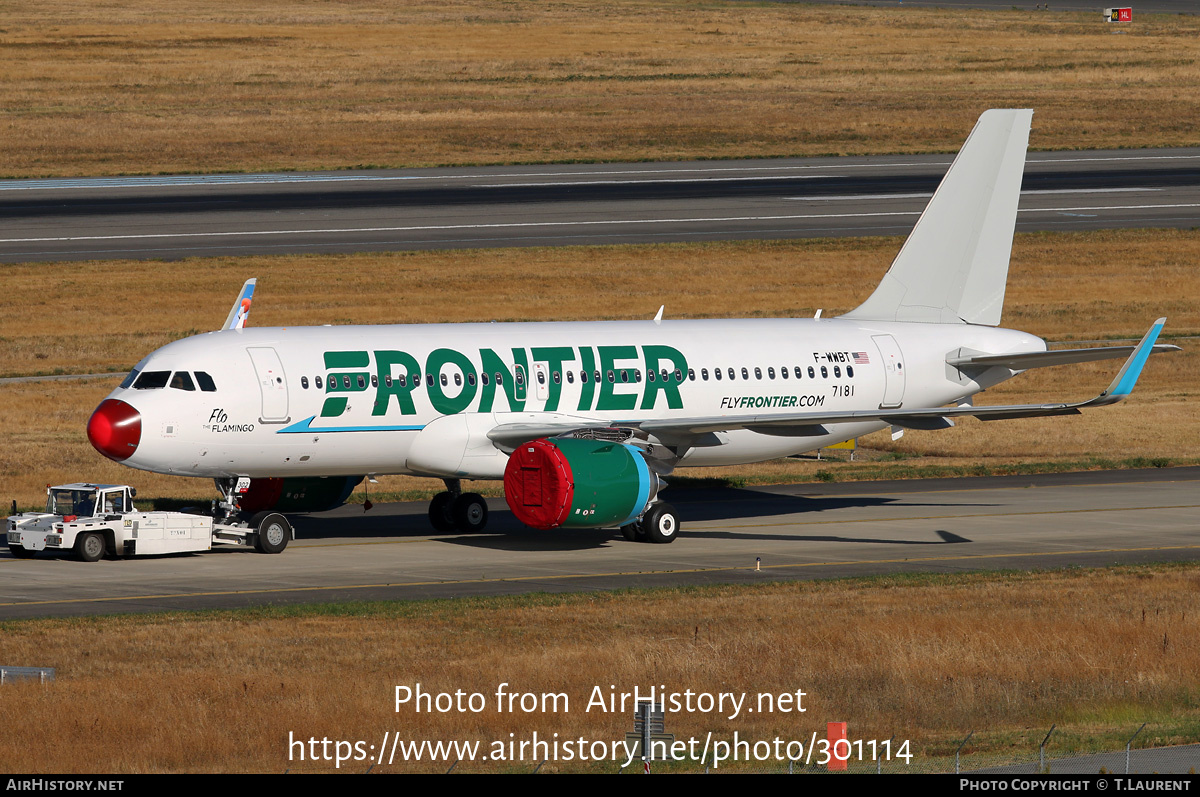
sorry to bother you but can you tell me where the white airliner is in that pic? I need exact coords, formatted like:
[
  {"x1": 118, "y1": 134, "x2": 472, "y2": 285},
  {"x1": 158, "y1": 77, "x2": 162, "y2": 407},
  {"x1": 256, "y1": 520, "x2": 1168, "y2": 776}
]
[{"x1": 86, "y1": 110, "x2": 1176, "y2": 543}]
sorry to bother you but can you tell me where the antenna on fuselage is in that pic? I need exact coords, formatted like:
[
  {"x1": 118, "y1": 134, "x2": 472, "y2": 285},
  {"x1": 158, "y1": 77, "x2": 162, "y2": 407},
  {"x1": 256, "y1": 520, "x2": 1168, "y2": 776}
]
[
  {"x1": 653, "y1": 305, "x2": 664, "y2": 325},
  {"x1": 221, "y1": 278, "x2": 257, "y2": 331}
]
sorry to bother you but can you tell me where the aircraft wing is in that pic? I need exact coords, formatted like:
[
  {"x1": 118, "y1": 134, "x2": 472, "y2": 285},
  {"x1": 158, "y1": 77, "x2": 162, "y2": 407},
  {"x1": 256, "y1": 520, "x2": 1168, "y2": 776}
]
[
  {"x1": 480, "y1": 319, "x2": 1170, "y2": 453},
  {"x1": 635, "y1": 317, "x2": 1170, "y2": 437}
]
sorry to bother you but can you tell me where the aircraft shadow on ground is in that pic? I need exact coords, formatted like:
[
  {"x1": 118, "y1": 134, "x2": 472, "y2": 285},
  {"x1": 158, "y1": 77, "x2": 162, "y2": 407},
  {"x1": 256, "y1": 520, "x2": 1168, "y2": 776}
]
[{"x1": 293, "y1": 487, "x2": 984, "y2": 551}]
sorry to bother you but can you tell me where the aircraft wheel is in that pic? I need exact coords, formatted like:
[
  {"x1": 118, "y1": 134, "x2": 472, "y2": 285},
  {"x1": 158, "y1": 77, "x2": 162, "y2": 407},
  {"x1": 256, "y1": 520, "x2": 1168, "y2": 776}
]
[
  {"x1": 8, "y1": 544, "x2": 36, "y2": 559},
  {"x1": 620, "y1": 520, "x2": 645, "y2": 542},
  {"x1": 642, "y1": 503, "x2": 680, "y2": 544},
  {"x1": 428, "y1": 491, "x2": 456, "y2": 533},
  {"x1": 452, "y1": 493, "x2": 489, "y2": 533},
  {"x1": 253, "y1": 512, "x2": 291, "y2": 554},
  {"x1": 76, "y1": 532, "x2": 106, "y2": 562}
]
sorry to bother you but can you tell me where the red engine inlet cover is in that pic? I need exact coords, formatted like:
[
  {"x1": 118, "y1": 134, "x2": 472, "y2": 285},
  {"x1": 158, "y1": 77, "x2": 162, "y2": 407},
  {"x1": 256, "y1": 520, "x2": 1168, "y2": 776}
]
[{"x1": 503, "y1": 438, "x2": 575, "y2": 530}]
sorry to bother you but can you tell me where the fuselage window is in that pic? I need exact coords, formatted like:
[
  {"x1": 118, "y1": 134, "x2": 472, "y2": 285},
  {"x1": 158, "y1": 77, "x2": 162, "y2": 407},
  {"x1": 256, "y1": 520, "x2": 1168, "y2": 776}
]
[
  {"x1": 356, "y1": 375, "x2": 365, "y2": 389},
  {"x1": 795, "y1": 366, "x2": 803, "y2": 379},
  {"x1": 553, "y1": 371, "x2": 561, "y2": 384},
  {"x1": 702, "y1": 368, "x2": 709, "y2": 381},
  {"x1": 821, "y1": 366, "x2": 828, "y2": 379},
  {"x1": 607, "y1": 370, "x2": 615, "y2": 383},
  {"x1": 634, "y1": 369, "x2": 641, "y2": 383},
  {"x1": 847, "y1": 366, "x2": 855, "y2": 378},
  {"x1": 301, "y1": 376, "x2": 309, "y2": 389},
  {"x1": 715, "y1": 368, "x2": 722, "y2": 381},
  {"x1": 481, "y1": 372, "x2": 489, "y2": 386},
  {"x1": 119, "y1": 368, "x2": 140, "y2": 389},
  {"x1": 468, "y1": 373, "x2": 476, "y2": 387},
  {"x1": 385, "y1": 375, "x2": 393, "y2": 388},
  {"x1": 688, "y1": 368, "x2": 695, "y2": 381},
  {"x1": 495, "y1": 372, "x2": 503, "y2": 386},
  {"x1": 537, "y1": 370, "x2": 546, "y2": 385},
  {"x1": 594, "y1": 370, "x2": 601, "y2": 383},
  {"x1": 133, "y1": 370, "x2": 170, "y2": 390},
  {"x1": 398, "y1": 374, "x2": 407, "y2": 387},
  {"x1": 371, "y1": 374, "x2": 379, "y2": 388},
  {"x1": 427, "y1": 373, "x2": 434, "y2": 387},
  {"x1": 781, "y1": 367, "x2": 788, "y2": 380},
  {"x1": 195, "y1": 371, "x2": 217, "y2": 392},
  {"x1": 315, "y1": 375, "x2": 323, "y2": 390},
  {"x1": 566, "y1": 371, "x2": 574, "y2": 384},
  {"x1": 342, "y1": 376, "x2": 351, "y2": 389},
  {"x1": 658, "y1": 368, "x2": 667, "y2": 382},
  {"x1": 807, "y1": 366, "x2": 815, "y2": 379},
  {"x1": 440, "y1": 374, "x2": 448, "y2": 387},
  {"x1": 620, "y1": 370, "x2": 629, "y2": 383},
  {"x1": 741, "y1": 367, "x2": 749, "y2": 380},
  {"x1": 516, "y1": 368, "x2": 525, "y2": 386},
  {"x1": 648, "y1": 369, "x2": 655, "y2": 382},
  {"x1": 728, "y1": 367, "x2": 735, "y2": 380},
  {"x1": 454, "y1": 373, "x2": 462, "y2": 387},
  {"x1": 834, "y1": 366, "x2": 841, "y2": 378},
  {"x1": 754, "y1": 367, "x2": 762, "y2": 380},
  {"x1": 768, "y1": 367, "x2": 775, "y2": 379},
  {"x1": 580, "y1": 370, "x2": 587, "y2": 384},
  {"x1": 673, "y1": 369, "x2": 683, "y2": 383},
  {"x1": 169, "y1": 372, "x2": 196, "y2": 391}
]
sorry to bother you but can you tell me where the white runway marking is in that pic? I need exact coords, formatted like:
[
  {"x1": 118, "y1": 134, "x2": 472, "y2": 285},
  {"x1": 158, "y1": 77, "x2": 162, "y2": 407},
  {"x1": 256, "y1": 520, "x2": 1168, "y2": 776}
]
[{"x1": 3, "y1": 202, "x2": 1197, "y2": 245}]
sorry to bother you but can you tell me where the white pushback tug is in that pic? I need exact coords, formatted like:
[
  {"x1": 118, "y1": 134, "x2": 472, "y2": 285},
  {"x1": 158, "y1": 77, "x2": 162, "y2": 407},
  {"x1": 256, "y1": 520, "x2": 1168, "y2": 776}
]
[{"x1": 7, "y1": 483, "x2": 291, "y2": 561}]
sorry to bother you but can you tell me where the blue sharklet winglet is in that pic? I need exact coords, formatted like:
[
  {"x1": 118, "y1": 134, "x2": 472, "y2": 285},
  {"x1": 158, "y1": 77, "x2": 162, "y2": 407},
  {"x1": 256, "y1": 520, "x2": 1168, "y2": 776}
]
[
  {"x1": 1088, "y1": 317, "x2": 1165, "y2": 406},
  {"x1": 221, "y1": 278, "x2": 257, "y2": 331}
]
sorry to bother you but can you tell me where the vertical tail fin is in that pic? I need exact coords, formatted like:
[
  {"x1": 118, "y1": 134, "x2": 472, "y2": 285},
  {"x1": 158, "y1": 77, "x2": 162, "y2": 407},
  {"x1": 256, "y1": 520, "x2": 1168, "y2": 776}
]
[
  {"x1": 840, "y1": 109, "x2": 1032, "y2": 326},
  {"x1": 221, "y1": 278, "x2": 256, "y2": 331}
]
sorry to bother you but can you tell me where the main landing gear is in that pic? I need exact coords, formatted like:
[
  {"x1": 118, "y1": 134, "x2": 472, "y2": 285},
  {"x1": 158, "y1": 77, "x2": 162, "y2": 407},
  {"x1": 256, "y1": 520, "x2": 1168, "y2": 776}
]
[
  {"x1": 428, "y1": 479, "x2": 489, "y2": 534},
  {"x1": 620, "y1": 502, "x2": 679, "y2": 544}
]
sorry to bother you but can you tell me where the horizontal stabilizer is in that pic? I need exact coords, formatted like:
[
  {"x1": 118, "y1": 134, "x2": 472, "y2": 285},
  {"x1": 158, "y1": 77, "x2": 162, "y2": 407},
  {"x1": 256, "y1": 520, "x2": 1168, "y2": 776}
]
[{"x1": 949, "y1": 343, "x2": 1180, "y2": 372}]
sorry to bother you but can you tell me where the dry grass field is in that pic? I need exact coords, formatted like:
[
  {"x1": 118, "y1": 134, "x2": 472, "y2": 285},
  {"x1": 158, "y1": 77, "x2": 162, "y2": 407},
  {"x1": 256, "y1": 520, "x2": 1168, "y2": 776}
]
[
  {"x1": 2, "y1": 1, "x2": 1200, "y2": 177},
  {"x1": 2, "y1": 567, "x2": 1198, "y2": 773},
  {"x1": 1, "y1": 228, "x2": 1195, "y2": 510}
]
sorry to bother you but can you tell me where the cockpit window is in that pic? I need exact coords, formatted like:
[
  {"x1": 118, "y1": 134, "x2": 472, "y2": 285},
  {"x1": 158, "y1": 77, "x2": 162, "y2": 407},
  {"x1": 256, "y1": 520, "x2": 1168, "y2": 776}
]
[
  {"x1": 133, "y1": 370, "x2": 171, "y2": 390},
  {"x1": 195, "y1": 372, "x2": 217, "y2": 392},
  {"x1": 169, "y1": 372, "x2": 196, "y2": 391},
  {"x1": 119, "y1": 369, "x2": 141, "y2": 389}
]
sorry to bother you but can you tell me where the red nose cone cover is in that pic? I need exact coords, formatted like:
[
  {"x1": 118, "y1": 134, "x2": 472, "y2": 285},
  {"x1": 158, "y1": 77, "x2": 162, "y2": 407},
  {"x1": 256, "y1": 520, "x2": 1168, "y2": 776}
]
[
  {"x1": 87, "y1": 399, "x2": 142, "y2": 461},
  {"x1": 503, "y1": 438, "x2": 574, "y2": 530}
]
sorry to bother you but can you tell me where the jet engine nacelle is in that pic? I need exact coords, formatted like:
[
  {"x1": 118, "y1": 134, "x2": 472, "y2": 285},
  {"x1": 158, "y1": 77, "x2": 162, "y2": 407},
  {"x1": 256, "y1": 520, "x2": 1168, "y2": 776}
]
[
  {"x1": 503, "y1": 438, "x2": 659, "y2": 530},
  {"x1": 235, "y1": 475, "x2": 364, "y2": 513}
]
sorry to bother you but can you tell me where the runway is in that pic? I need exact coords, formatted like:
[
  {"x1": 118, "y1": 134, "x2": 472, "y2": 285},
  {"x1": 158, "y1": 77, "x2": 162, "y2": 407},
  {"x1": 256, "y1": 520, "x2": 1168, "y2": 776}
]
[
  {"x1": 3, "y1": 148, "x2": 1200, "y2": 262},
  {"x1": 3, "y1": 467, "x2": 1197, "y2": 620}
]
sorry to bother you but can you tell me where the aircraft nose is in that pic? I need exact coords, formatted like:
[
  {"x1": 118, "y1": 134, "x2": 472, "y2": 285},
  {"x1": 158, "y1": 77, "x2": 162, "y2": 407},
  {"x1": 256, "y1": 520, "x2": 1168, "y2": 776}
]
[{"x1": 87, "y1": 399, "x2": 142, "y2": 462}]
